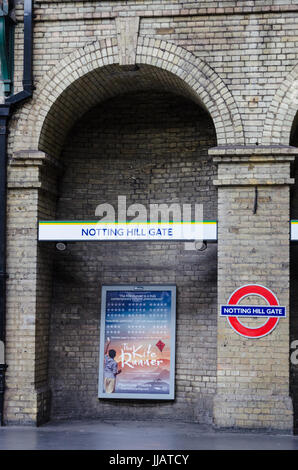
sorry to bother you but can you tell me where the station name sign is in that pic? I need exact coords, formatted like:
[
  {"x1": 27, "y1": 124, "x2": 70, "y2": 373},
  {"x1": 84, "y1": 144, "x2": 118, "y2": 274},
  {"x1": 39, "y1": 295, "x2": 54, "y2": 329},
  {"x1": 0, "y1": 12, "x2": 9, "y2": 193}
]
[
  {"x1": 38, "y1": 221, "x2": 298, "y2": 242},
  {"x1": 38, "y1": 221, "x2": 217, "y2": 241},
  {"x1": 221, "y1": 305, "x2": 286, "y2": 318}
]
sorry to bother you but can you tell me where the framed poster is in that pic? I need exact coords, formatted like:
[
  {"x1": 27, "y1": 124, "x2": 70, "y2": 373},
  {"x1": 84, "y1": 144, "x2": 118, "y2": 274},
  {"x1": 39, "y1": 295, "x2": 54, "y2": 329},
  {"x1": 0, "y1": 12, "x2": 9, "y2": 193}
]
[{"x1": 98, "y1": 285, "x2": 176, "y2": 400}]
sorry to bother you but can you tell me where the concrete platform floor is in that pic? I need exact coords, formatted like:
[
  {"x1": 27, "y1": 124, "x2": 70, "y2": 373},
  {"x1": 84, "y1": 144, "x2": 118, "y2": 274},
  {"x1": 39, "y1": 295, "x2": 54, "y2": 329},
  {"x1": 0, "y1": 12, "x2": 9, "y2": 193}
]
[{"x1": 1, "y1": 420, "x2": 298, "y2": 450}]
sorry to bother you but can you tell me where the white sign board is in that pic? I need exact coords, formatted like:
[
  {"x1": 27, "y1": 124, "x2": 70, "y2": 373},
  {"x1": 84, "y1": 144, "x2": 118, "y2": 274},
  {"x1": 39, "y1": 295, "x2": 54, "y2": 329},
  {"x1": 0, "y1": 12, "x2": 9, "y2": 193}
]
[
  {"x1": 38, "y1": 221, "x2": 218, "y2": 242},
  {"x1": 291, "y1": 221, "x2": 298, "y2": 241}
]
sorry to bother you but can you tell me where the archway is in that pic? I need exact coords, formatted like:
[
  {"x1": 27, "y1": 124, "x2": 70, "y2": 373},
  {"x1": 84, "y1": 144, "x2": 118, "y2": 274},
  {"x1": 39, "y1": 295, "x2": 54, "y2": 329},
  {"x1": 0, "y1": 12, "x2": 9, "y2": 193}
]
[
  {"x1": 262, "y1": 62, "x2": 298, "y2": 145},
  {"x1": 5, "y1": 38, "x2": 240, "y2": 424}
]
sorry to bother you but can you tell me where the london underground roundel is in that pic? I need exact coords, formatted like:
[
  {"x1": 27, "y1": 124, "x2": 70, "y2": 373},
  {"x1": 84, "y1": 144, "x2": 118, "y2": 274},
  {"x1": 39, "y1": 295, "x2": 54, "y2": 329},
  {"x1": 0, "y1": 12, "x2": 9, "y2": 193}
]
[{"x1": 221, "y1": 284, "x2": 286, "y2": 339}]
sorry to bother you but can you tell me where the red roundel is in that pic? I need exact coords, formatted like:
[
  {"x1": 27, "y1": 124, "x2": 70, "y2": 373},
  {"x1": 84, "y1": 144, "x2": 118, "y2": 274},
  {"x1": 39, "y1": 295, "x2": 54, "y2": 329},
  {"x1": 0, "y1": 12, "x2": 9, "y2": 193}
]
[{"x1": 227, "y1": 284, "x2": 279, "y2": 338}]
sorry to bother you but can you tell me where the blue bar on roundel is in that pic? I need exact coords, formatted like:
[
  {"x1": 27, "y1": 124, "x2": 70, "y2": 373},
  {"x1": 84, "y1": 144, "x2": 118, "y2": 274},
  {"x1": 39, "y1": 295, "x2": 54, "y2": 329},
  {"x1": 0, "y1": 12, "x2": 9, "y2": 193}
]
[{"x1": 220, "y1": 305, "x2": 286, "y2": 318}]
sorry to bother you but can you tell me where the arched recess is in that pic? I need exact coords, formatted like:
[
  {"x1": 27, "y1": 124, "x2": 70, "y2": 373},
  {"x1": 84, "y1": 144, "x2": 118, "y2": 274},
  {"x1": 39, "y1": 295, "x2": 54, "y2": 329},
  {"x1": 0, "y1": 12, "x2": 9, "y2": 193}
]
[
  {"x1": 5, "y1": 35, "x2": 241, "y2": 425},
  {"x1": 12, "y1": 36, "x2": 244, "y2": 158},
  {"x1": 262, "y1": 62, "x2": 298, "y2": 145}
]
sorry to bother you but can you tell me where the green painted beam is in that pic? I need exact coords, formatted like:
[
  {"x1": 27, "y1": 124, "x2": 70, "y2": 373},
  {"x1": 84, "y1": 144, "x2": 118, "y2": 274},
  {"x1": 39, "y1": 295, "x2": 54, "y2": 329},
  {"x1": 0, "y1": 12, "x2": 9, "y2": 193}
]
[{"x1": 0, "y1": 17, "x2": 10, "y2": 94}]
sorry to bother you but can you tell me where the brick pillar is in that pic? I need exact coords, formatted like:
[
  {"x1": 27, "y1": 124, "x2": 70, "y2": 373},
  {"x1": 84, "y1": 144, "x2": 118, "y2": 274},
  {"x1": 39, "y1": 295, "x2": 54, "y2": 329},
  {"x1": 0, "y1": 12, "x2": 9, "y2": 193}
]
[
  {"x1": 211, "y1": 146, "x2": 297, "y2": 432},
  {"x1": 5, "y1": 151, "x2": 59, "y2": 425}
]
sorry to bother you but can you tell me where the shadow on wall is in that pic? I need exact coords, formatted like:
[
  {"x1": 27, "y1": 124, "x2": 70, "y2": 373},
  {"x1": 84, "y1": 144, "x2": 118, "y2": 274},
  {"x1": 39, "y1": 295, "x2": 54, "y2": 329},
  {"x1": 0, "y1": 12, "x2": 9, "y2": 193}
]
[
  {"x1": 290, "y1": 110, "x2": 298, "y2": 434},
  {"x1": 46, "y1": 90, "x2": 218, "y2": 423}
]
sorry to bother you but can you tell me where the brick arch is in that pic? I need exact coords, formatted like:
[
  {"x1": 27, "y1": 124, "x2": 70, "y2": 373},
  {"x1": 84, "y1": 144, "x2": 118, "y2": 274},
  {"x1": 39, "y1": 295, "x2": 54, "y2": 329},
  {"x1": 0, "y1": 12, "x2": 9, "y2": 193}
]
[
  {"x1": 13, "y1": 37, "x2": 244, "y2": 158},
  {"x1": 262, "y1": 62, "x2": 298, "y2": 145}
]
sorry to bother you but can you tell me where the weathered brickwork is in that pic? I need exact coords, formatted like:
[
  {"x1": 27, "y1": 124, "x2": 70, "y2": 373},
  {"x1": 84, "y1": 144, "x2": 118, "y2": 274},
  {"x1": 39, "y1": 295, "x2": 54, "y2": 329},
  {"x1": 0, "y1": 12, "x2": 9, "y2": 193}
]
[
  {"x1": 213, "y1": 150, "x2": 294, "y2": 430},
  {"x1": 10, "y1": 3, "x2": 298, "y2": 148},
  {"x1": 5, "y1": 152, "x2": 58, "y2": 424},
  {"x1": 4, "y1": 0, "x2": 298, "y2": 430}
]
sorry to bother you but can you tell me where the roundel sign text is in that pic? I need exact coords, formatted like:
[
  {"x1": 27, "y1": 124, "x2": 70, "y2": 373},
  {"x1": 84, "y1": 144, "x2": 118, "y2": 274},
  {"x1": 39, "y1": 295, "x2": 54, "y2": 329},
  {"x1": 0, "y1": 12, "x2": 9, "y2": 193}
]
[{"x1": 220, "y1": 284, "x2": 286, "y2": 338}]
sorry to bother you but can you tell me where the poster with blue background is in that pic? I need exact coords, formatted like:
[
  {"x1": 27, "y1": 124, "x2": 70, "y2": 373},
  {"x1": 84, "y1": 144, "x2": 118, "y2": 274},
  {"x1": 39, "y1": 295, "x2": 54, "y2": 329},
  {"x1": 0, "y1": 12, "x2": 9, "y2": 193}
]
[{"x1": 98, "y1": 285, "x2": 176, "y2": 400}]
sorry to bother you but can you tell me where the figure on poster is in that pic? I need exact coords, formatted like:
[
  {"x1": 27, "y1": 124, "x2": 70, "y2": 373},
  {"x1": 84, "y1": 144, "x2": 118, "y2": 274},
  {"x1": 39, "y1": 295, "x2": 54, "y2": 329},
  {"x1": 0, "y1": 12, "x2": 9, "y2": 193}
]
[{"x1": 103, "y1": 337, "x2": 122, "y2": 393}]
